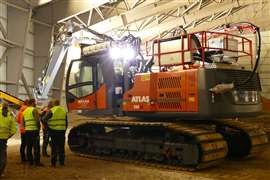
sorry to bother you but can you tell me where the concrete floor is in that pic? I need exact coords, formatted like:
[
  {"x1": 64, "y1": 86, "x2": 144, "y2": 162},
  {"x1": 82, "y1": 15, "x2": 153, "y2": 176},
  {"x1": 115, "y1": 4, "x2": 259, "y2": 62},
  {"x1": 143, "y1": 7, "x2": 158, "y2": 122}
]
[{"x1": 3, "y1": 114, "x2": 270, "y2": 180}]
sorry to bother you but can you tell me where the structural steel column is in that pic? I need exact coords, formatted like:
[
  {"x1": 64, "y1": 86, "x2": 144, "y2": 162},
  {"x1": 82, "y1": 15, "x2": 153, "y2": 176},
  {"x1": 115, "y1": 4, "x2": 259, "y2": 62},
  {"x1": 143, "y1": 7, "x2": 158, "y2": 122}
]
[{"x1": 6, "y1": 6, "x2": 31, "y2": 96}]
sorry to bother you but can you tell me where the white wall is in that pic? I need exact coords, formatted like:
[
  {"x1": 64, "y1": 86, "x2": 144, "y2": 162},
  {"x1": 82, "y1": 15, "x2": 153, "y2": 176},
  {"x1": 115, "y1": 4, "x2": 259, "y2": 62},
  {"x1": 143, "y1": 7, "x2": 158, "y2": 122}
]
[
  {"x1": 259, "y1": 31, "x2": 270, "y2": 99},
  {"x1": 0, "y1": 1, "x2": 34, "y2": 100},
  {"x1": 0, "y1": 1, "x2": 7, "y2": 91},
  {"x1": 232, "y1": 31, "x2": 270, "y2": 99}
]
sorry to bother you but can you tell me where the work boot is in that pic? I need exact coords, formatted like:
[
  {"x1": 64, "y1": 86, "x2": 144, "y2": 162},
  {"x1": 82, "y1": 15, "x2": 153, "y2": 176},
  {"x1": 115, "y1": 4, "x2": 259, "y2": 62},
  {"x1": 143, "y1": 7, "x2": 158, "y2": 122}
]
[
  {"x1": 59, "y1": 162, "x2": 65, "y2": 166},
  {"x1": 42, "y1": 153, "x2": 50, "y2": 157},
  {"x1": 35, "y1": 162, "x2": 44, "y2": 167},
  {"x1": 21, "y1": 158, "x2": 28, "y2": 163}
]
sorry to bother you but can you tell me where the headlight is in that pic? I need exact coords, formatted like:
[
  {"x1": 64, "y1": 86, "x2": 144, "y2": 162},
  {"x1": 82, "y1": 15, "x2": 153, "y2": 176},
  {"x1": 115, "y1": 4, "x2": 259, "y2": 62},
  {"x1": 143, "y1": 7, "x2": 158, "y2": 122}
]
[
  {"x1": 232, "y1": 90, "x2": 259, "y2": 104},
  {"x1": 109, "y1": 45, "x2": 136, "y2": 61},
  {"x1": 109, "y1": 47, "x2": 122, "y2": 59}
]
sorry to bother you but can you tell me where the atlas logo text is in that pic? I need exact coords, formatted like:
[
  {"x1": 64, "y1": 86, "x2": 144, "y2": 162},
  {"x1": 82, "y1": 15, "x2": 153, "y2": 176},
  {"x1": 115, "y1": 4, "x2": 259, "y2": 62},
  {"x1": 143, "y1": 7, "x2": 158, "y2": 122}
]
[{"x1": 131, "y1": 96, "x2": 150, "y2": 103}]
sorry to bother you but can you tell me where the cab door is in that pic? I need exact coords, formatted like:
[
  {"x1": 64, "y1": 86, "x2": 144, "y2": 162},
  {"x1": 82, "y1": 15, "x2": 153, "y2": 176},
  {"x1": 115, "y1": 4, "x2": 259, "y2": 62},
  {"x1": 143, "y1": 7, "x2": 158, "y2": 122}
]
[{"x1": 66, "y1": 59, "x2": 97, "y2": 111}]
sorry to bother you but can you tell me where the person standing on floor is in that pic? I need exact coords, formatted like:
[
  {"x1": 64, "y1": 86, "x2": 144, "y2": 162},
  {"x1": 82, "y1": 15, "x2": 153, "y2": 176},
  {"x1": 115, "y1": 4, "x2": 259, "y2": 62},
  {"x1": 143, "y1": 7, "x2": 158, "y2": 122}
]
[
  {"x1": 0, "y1": 103, "x2": 16, "y2": 177},
  {"x1": 16, "y1": 99, "x2": 29, "y2": 162},
  {"x1": 40, "y1": 101, "x2": 53, "y2": 157},
  {"x1": 43, "y1": 99, "x2": 67, "y2": 167},
  {"x1": 23, "y1": 99, "x2": 44, "y2": 166}
]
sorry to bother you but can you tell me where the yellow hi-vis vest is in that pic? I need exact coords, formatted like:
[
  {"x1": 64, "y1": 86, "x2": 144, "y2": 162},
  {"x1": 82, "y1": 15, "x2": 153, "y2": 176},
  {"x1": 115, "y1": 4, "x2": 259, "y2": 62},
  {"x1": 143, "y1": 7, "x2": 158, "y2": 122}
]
[
  {"x1": 23, "y1": 107, "x2": 38, "y2": 131},
  {"x1": 0, "y1": 109, "x2": 16, "y2": 139},
  {"x1": 49, "y1": 106, "x2": 67, "y2": 130}
]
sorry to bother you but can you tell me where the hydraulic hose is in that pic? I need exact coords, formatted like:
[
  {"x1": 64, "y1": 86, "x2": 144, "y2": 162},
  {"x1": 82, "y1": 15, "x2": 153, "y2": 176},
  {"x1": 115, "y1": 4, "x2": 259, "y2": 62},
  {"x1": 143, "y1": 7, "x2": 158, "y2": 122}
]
[{"x1": 227, "y1": 22, "x2": 261, "y2": 86}]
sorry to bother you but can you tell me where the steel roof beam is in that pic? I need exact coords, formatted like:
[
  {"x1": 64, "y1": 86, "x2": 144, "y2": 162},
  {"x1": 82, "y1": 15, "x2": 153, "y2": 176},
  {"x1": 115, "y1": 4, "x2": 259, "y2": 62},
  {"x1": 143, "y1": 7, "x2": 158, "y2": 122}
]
[
  {"x1": 131, "y1": 0, "x2": 146, "y2": 9},
  {"x1": 87, "y1": 10, "x2": 93, "y2": 26},
  {"x1": 123, "y1": 0, "x2": 130, "y2": 10},
  {"x1": 33, "y1": 0, "x2": 113, "y2": 24},
  {"x1": 188, "y1": 4, "x2": 270, "y2": 33},
  {"x1": 0, "y1": 0, "x2": 28, "y2": 12},
  {"x1": 136, "y1": 1, "x2": 258, "y2": 40},
  {"x1": 89, "y1": 0, "x2": 190, "y2": 33},
  {"x1": 0, "y1": 20, "x2": 7, "y2": 38},
  {"x1": 0, "y1": 38, "x2": 21, "y2": 48},
  {"x1": 0, "y1": 47, "x2": 7, "y2": 65},
  {"x1": 95, "y1": 7, "x2": 105, "y2": 20}
]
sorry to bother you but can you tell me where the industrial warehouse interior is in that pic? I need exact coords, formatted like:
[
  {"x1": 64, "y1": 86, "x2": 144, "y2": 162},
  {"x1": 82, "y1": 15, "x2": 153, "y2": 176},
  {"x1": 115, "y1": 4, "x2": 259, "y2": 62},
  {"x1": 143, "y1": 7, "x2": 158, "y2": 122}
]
[{"x1": 0, "y1": 0, "x2": 270, "y2": 179}]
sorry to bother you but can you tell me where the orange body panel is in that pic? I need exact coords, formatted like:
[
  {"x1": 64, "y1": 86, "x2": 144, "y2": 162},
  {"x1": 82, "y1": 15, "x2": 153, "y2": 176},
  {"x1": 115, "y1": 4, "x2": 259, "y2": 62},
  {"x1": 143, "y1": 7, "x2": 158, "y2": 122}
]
[
  {"x1": 123, "y1": 69, "x2": 198, "y2": 112},
  {"x1": 123, "y1": 73, "x2": 156, "y2": 112},
  {"x1": 68, "y1": 84, "x2": 107, "y2": 111},
  {"x1": 96, "y1": 84, "x2": 107, "y2": 109},
  {"x1": 68, "y1": 94, "x2": 96, "y2": 111}
]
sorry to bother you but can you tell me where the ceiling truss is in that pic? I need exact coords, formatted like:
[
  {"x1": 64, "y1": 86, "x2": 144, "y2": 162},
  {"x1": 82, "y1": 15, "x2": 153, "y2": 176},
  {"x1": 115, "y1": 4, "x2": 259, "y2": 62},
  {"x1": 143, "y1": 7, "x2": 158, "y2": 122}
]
[
  {"x1": 2, "y1": 0, "x2": 268, "y2": 42},
  {"x1": 52, "y1": 0, "x2": 265, "y2": 41}
]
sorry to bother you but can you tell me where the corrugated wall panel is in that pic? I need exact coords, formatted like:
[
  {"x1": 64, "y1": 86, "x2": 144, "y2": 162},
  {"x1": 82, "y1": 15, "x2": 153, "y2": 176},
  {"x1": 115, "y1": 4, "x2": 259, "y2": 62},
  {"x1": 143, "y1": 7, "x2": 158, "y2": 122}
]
[
  {"x1": 23, "y1": 54, "x2": 34, "y2": 68},
  {"x1": 0, "y1": 62, "x2": 6, "y2": 91},
  {"x1": 259, "y1": 31, "x2": 270, "y2": 98},
  {"x1": 239, "y1": 31, "x2": 270, "y2": 99},
  {"x1": 22, "y1": 21, "x2": 34, "y2": 95},
  {"x1": 0, "y1": 1, "x2": 7, "y2": 91},
  {"x1": 22, "y1": 68, "x2": 34, "y2": 86},
  {"x1": 25, "y1": 27, "x2": 34, "y2": 50}
]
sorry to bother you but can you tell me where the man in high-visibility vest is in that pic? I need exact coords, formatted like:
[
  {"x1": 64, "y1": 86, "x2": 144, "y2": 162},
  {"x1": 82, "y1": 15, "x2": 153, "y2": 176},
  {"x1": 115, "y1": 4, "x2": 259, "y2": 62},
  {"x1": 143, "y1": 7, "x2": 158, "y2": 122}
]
[
  {"x1": 0, "y1": 103, "x2": 16, "y2": 177},
  {"x1": 40, "y1": 101, "x2": 53, "y2": 157},
  {"x1": 23, "y1": 99, "x2": 44, "y2": 166},
  {"x1": 43, "y1": 99, "x2": 67, "y2": 167},
  {"x1": 16, "y1": 99, "x2": 29, "y2": 162}
]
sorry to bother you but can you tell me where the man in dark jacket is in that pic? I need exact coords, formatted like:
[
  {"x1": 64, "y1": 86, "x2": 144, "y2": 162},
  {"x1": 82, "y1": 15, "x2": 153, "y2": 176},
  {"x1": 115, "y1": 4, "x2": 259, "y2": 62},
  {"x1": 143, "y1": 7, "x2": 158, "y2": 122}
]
[
  {"x1": 40, "y1": 101, "x2": 53, "y2": 157},
  {"x1": 42, "y1": 99, "x2": 67, "y2": 167}
]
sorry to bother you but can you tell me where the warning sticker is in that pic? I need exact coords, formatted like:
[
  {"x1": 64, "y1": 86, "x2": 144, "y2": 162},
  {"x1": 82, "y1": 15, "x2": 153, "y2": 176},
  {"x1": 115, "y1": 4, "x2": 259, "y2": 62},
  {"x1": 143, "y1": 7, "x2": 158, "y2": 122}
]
[
  {"x1": 188, "y1": 97, "x2": 195, "y2": 102},
  {"x1": 141, "y1": 74, "x2": 150, "y2": 81}
]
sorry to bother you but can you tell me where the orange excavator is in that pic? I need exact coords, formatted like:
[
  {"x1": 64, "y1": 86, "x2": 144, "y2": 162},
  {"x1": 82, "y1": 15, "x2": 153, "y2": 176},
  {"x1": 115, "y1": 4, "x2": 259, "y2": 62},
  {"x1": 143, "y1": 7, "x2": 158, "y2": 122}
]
[
  {"x1": 35, "y1": 21, "x2": 269, "y2": 170},
  {"x1": 66, "y1": 23, "x2": 269, "y2": 170}
]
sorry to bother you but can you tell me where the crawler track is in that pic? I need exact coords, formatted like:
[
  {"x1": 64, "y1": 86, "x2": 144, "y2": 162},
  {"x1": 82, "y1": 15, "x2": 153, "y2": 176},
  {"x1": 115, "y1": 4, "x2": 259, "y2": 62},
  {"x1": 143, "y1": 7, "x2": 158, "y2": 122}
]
[
  {"x1": 214, "y1": 119, "x2": 269, "y2": 158},
  {"x1": 68, "y1": 120, "x2": 228, "y2": 171}
]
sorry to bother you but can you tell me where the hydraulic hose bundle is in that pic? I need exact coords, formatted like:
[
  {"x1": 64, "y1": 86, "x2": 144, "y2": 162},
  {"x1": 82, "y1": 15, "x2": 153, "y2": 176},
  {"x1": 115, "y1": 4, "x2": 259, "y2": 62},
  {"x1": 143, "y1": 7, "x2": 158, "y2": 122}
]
[{"x1": 226, "y1": 22, "x2": 261, "y2": 85}]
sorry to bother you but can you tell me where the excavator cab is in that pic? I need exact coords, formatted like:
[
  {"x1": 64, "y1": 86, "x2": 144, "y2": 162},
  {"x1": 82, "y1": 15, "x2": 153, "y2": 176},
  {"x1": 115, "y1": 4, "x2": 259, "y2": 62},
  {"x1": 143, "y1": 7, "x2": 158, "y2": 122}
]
[{"x1": 66, "y1": 49, "x2": 127, "y2": 115}]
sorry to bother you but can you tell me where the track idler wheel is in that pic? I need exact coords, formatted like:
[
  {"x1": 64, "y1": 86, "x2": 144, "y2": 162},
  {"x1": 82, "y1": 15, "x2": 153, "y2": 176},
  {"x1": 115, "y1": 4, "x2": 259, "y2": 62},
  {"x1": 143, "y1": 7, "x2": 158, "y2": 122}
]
[{"x1": 216, "y1": 125, "x2": 251, "y2": 158}]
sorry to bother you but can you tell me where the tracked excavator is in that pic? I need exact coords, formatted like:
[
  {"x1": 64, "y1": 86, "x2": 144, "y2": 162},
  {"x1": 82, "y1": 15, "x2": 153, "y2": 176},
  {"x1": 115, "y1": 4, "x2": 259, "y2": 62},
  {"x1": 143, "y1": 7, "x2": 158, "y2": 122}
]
[{"x1": 34, "y1": 21, "x2": 269, "y2": 170}]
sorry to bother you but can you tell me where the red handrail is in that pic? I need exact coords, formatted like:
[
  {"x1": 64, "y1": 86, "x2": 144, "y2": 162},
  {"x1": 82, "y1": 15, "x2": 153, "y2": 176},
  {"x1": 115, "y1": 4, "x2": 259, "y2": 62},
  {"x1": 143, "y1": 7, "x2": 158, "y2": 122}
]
[{"x1": 146, "y1": 30, "x2": 253, "y2": 70}]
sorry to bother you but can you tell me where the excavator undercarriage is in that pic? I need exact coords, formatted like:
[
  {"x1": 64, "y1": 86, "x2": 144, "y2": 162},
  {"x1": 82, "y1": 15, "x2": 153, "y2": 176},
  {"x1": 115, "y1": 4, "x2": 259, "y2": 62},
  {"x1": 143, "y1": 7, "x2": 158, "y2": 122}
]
[{"x1": 68, "y1": 118, "x2": 268, "y2": 171}]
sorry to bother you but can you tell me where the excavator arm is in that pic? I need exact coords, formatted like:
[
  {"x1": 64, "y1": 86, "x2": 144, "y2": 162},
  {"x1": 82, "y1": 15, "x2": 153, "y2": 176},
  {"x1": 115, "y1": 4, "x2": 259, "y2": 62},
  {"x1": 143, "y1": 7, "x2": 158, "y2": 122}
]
[{"x1": 33, "y1": 42, "x2": 70, "y2": 99}]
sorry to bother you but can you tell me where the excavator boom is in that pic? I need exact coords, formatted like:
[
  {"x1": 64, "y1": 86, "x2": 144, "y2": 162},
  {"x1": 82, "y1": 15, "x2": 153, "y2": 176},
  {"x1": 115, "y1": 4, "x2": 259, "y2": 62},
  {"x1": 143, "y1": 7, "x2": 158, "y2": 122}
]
[{"x1": 33, "y1": 42, "x2": 70, "y2": 99}]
